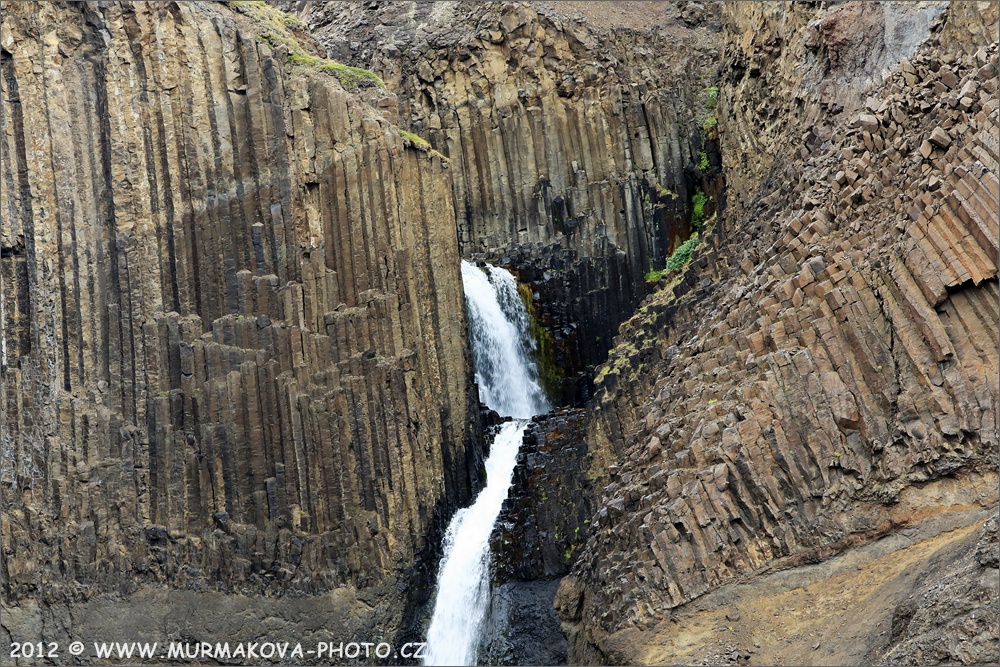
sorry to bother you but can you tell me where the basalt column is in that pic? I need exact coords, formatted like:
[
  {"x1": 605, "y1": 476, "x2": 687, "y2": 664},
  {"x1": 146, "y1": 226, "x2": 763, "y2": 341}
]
[
  {"x1": 558, "y1": 3, "x2": 999, "y2": 663},
  {"x1": 295, "y1": 1, "x2": 726, "y2": 403},
  {"x1": 0, "y1": 0, "x2": 477, "y2": 644}
]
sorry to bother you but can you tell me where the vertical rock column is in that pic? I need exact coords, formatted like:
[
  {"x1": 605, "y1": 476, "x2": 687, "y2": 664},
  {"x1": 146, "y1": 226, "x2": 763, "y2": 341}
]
[
  {"x1": 0, "y1": 0, "x2": 474, "y2": 616},
  {"x1": 302, "y1": 1, "x2": 725, "y2": 401}
]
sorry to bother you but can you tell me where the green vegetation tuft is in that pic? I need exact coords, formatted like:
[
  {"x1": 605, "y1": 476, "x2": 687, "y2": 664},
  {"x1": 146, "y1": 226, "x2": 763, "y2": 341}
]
[
  {"x1": 691, "y1": 191, "x2": 708, "y2": 230},
  {"x1": 645, "y1": 269, "x2": 666, "y2": 284},
  {"x1": 231, "y1": 1, "x2": 385, "y2": 90},
  {"x1": 655, "y1": 183, "x2": 679, "y2": 199},
  {"x1": 400, "y1": 130, "x2": 449, "y2": 162},
  {"x1": 698, "y1": 147, "x2": 710, "y2": 172},
  {"x1": 318, "y1": 62, "x2": 385, "y2": 88},
  {"x1": 400, "y1": 130, "x2": 431, "y2": 151},
  {"x1": 704, "y1": 86, "x2": 719, "y2": 110},
  {"x1": 666, "y1": 232, "x2": 699, "y2": 272}
]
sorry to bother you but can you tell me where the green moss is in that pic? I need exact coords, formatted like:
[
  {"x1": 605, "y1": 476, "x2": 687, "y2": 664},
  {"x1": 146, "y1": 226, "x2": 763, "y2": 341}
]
[
  {"x1": 656, "y1": 184, "x2": 679, "y2": 199},
  {"x1": 287, "y1": 53, "x2": 320, "y2": 66},
  {"x1": 704, "y1": 86, "x2": 719, "y2": 110},
  {"x1": 317, "y1": 61, "x2": 385, "y2": 89},
  {"x1": 518, "y1": 281, "x2": 563, "y2": 401},
  {"x1": 698, "y1": 148, "x2": 710, "y2": 172},
  {"x1": 691, "y1": 191, "x2": 708, "y2": 230},
  {"x1": 400, "y1": 130, "x2": 431, "y2": 151},
  {"x1": 400, "y1": 130, "x2": 449, "y2": 162},
  {"x1": 645, "y1": 269, "x2": 666, "y2": 284}
]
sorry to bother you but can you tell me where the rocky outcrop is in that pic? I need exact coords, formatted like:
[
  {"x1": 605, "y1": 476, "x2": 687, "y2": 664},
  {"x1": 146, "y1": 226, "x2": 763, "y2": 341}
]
[
  {"x1": 492, "y1": 408, "x2": 597, "y2": 582},
  {"x1": 0, "y1": 0, "x2": 479, "y2": 650},
  {"x1": 572, "y1": 501, "x2": 996, "y2": 667},
  {"x1": 479, "y1": 408, "x2": 596, "y2": 666},
  {"x1": 558, "y1": 2, "x2": 999, "y2": 662},
  {"x1": 281, "y1": 1, "x2": 726, "y2": 402},
  {"x1": 878, "y1": 514, "x2": 998, "y2": 666}
]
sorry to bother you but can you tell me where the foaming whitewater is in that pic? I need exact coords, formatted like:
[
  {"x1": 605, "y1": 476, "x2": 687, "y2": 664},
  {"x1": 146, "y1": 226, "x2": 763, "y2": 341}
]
[
  {"x1": 460, "y1": 261, "x2": 549, "y2": 419},
  {"x1": 423, "y1": 261, "x2": 550, "y2": 665}
]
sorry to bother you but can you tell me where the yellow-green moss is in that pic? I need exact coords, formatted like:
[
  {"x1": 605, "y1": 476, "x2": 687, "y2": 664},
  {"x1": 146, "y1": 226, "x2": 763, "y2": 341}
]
[
  {"x1": 400, "y1": 130, "x2": 431, "y2": 151},
  {"x1": 317, "y1": 62, "x2": 385, "y2": 89},
  {"x1": 517, "y1": 282, "x2": 563, "y2": 401},
  {"x1": 400, "y1": 130, "x2": 449, "y2": 162}
]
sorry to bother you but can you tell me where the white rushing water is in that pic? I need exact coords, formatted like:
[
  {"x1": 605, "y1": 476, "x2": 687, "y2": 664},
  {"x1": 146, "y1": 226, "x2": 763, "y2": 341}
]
[
  {"x1": 460, "y1": 261, "x2": 549, "y2": 419},
  {"x1": 423, "y1": 261, "x2": 550, "y2": 666}
]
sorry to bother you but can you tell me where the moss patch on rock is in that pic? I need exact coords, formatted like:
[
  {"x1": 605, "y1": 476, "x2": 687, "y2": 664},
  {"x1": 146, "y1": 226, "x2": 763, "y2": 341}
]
[
  {"x1": 517, "y1": 282, "x2": 564, "y2": 402},
  {"x1": 231, "y1": 1, "x2": 385, "y2": 90}
]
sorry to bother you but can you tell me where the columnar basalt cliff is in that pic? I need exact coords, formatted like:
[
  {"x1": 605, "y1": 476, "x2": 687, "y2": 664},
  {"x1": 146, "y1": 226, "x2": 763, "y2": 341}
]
[
  {"x1": 2, "y1": 2, "x2": 998, "y2": 665},
  {"x1": 283, "y1": 1, "x2": 726, "y2": 403},
  {"x1": 0, "y1": 0, "x2": 479, "y2": 649},
  {"x1": 555, "y1": 2, "x2": 999, "y2": 664}
]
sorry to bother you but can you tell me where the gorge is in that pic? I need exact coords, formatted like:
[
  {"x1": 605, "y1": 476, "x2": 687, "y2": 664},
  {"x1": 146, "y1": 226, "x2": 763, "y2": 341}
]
[
  {"x1": 1, "y1": 1, "x2": 998, "y2": 666},
  {"x1": 425, "y1": 261, "x2": 549, "y2": 666}
]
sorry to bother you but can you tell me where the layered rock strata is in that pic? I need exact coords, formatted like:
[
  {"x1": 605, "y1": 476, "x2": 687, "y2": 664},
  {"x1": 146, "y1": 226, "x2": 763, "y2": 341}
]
[
  {"x1": 0, "y1": 0, "x2": 477, "y2": 648},
  {"x1": 282, "y1": 1, "x2": 726, "y2": 401},
  {"x1": 558, "y1": 3, "x2": 999, "y2": 663}
]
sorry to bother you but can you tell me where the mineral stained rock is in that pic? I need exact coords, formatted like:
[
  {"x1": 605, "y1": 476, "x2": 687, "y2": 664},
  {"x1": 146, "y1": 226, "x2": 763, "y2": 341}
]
[{"x1": 557, "y1": 2, "x2": 999, "y2": 664}]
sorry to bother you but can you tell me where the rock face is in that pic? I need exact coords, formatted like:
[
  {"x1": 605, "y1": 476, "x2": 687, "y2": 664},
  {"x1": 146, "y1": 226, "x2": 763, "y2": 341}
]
[
  {"x1": 283, "y1": 1, "x2": 726, "y2": 402},
  {"x1": 3, "y1": 3, "x2": 997, "y2": 664},
  {"x1": 479, "y1": 408, "x2": 598, "y2": 665},
  {"x1": 492, "y1": 409, "x2": 597, "y2": 583},
  {"x1": 878, "y1": 514, "x2": 999, "y2": 666},
  {"x1": 0, "y1": 0, "x2": 480, "y2": 649},
  {"x1": 557, "y1": 2, "x2": 999, "y2": 663}
]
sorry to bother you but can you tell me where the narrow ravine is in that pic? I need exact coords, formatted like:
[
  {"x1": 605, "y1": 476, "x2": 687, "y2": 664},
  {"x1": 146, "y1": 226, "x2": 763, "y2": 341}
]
[{"x1": 423, "y1": 261, "x2": 551, "y2": 666}]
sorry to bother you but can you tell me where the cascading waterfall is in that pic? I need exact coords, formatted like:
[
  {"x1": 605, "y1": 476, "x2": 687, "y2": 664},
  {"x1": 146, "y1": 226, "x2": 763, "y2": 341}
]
[
  {"x1": 423, "y1": 261, "x2": 550, "y2": 666},
  {"x1": 461, "y1": 261, "x2": 549, "y2": 419}
]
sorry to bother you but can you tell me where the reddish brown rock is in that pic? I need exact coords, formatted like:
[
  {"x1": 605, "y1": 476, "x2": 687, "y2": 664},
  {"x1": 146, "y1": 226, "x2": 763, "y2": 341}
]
[{"x1": 558, "y1": 4, "x2": 999, "y2": 663}]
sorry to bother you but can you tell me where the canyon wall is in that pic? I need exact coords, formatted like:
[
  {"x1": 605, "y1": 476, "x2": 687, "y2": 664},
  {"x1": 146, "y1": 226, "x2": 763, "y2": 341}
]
[
  {"x1": 289, "y1": 1, "x2": 725, "y2": 403},
  {"x1": 0, "y1": 0, "x2": 478, "y2": 649},
  {"x1": 557, "y1": 2, "x2": 999, "y2": 664}
]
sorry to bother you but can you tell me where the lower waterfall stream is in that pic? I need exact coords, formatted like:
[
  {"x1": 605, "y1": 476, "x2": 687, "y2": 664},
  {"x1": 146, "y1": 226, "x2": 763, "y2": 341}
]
[{"x1": 423, "y1": 261, "x2": 551, "y2": 666}]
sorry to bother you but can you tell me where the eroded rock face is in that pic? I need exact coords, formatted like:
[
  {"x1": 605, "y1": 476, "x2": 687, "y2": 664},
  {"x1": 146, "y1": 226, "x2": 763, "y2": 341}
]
[
  {"x1": 718, "y1": 0, "x2": 972, "y2": 224},
  {"x1": 0, "y1": 0, "x2": 479, "y2": 646},
  {"x1": 558, "y1": 3, "x2": 999, "y2": 662},
  {"x1": 878, "y1": 514, "x2": 999, "y2": 666},
  {"x1": 492, "y1": 408, "x2": 597, "y2": 582},
  {"x1": 285, "y1": 1, "x2": 726, "y2": 400}
]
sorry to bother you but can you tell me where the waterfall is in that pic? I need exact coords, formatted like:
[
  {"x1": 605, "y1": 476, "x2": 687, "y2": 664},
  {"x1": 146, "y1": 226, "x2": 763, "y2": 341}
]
[
  {"x1": 460, "y1": 261, "x2": 550, "y2": 419},
  {"x1": 423, "y1": 261, "x2": 550, "y2": 666}
]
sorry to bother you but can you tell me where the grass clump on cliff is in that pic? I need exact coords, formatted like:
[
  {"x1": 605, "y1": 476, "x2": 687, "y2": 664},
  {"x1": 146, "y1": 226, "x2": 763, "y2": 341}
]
[
  {"x1": 400, "y1": 130, "x2": 431, "y2": 151},
  {"x1": 288, "y1": 53, "x2": 385, "y2": 89},
  {"x1": 704, "y1": 86, "x2": 719, "y2": 110},
  {"x1": 691, "y1": 191, "x2": 709, "y2": 230},
  {"x1": 230, "y1": 1, "x2": 385, "y2": 90},
  {"x1": 666, "y1": 232, "x2": 700, "y2": 272},
  {"x1": 699, "y1": 85, "x2": 719, "y2": 157},
  {"x1": 400, "y1": 130, "x2": 449, "y2": 162}
]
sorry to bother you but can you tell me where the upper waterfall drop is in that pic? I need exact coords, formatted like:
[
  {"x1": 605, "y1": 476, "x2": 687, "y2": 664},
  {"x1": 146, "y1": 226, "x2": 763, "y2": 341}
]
[
  {"x1": 460, "y1": 261, "x2": 550, "y2": 419},
  {"x1": 423, "y1": 261, "x2": 551, "y2": 666}
]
